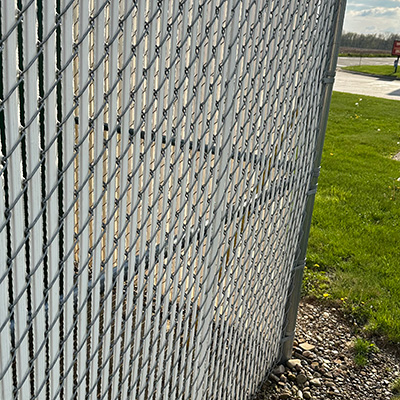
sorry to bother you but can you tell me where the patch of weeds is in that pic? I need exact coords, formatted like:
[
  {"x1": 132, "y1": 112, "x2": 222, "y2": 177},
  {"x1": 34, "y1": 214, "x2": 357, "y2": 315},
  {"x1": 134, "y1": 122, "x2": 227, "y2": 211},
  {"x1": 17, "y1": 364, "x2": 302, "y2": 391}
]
[
  {"x1": 342, "y1": 299, "x2": 371, "y2": 326},
  {"x1": 392, "y1": 378, "x2": 400, "y2": 395},
  {"x1": 302, "y1": 263, "x2": 330, "y2": 298},
  {"x1": 353, "y1": 337, "x2": 378, "y2": 367}
]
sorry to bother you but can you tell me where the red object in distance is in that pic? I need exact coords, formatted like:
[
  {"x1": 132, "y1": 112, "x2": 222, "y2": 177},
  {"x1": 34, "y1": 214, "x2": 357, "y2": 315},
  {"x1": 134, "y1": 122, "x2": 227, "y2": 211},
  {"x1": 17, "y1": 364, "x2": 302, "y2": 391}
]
[{"x1": 392, "y1": 40, "x2": 400, "y2": 56}]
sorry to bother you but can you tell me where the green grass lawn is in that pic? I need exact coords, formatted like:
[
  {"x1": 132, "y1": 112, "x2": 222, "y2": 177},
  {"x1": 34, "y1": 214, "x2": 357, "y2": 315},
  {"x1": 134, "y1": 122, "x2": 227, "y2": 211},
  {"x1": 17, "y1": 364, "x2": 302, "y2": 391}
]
[
  {"x1": 343, "y1": 64, "x2": 400, "y2": 79},
  {"x1": 305, "y1": 92, "x2": 400, "y2": 342}
]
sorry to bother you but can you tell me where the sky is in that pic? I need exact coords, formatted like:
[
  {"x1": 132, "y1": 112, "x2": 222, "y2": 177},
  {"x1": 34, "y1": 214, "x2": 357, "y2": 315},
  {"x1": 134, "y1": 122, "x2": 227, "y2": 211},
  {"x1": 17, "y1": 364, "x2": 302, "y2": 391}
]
[{"x1": 343, "y1": 0, "x2": 400, "y2": 35}]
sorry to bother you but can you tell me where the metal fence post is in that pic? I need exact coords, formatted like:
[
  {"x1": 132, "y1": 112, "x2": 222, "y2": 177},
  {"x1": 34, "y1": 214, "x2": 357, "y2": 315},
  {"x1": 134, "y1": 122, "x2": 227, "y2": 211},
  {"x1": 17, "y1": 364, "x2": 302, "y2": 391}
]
[{"x1": 280, "y1": 0, "x2": 347, "y2": 362}]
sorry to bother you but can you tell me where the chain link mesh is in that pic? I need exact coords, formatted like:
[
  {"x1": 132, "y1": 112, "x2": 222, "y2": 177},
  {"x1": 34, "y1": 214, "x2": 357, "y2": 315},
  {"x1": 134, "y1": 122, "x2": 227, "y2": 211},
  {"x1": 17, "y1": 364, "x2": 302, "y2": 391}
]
[{"x1": 0, "y1": 0, "x2": 340, "y2": 398}]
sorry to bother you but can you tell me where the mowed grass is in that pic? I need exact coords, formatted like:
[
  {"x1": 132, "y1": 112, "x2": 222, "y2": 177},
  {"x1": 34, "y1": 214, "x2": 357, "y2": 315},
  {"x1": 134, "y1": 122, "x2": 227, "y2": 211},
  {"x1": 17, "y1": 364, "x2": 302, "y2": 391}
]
[
  {"x1": 306, "y1": 92, "x2": 400, "y2": 342},
  {"x1": 343, "y1": 64, "x2": 400, "y2": 79}
]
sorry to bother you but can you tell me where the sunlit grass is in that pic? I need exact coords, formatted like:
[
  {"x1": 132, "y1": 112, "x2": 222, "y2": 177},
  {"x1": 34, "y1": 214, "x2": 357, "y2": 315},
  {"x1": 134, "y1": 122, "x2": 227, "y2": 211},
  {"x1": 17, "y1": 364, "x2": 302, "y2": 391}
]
[
  {"x1": 343, "y1": 64, "x2": 400, "y2": 79},
  {"x1": 305, "y1": 92, "x2": 400, "y2": 342},
  {"x1": 353, "y1": 337, "x2": 378, "y2": 367}
]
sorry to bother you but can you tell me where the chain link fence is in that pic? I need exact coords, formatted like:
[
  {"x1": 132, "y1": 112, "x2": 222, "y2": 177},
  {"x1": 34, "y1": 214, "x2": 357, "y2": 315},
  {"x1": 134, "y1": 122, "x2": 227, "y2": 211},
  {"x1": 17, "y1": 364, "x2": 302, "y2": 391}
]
[{"x1": 0, "y1": 0, "x2": 343, "y2": 399}]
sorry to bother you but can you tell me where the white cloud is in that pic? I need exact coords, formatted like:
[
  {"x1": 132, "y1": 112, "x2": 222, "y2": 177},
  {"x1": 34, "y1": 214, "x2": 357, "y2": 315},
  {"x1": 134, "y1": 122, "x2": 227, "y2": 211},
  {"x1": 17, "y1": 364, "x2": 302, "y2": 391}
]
[
  {"x1": 347, "y1": 6, "x2": 400, "y2": 17},
  {"x1": 348, "y1": 0, "x2": 400, "y2": 7},
  {"x1": 344, "y1": 5, "x2": 400, "y2": 34}
]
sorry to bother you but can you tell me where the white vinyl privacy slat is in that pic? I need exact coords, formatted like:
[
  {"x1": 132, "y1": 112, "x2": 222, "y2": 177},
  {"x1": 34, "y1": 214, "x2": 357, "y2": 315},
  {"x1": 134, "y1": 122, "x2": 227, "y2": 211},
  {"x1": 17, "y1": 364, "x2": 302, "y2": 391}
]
[
  {"x1": 190, "y1": 0, "x2": 224, "y2": 391},
  {"x1": 148, "y1": 3, "x2": 170, "y2": 398},
  {"x1": 0, "y1": 8, "x2": 12, "y2": 386},
  {"x1": 167, "y1": 1, "x2": 192, "y2": 397},
  {"x1": 76, "y1": 0, "x2": 91, "y2": 397},
  {"x1": 207, "y1": 0, "x2": 242, "y2": 395},
  {"x1": 180, "y1": 4, "x2": 210, "y2": 395},
  {"x1": 0, "y1": 1, "x2": 345, "y2": 398},
  {"x1": 21, "y1": 1, "x2": 46, "y2": 398},
  {"x1": 197, "y1": 1, "x2": 239, "y2": 395},
  {"x1": 88, "y1": 1, "x2": 106, "y2": 398},
  {"x1": 60, "y1": 1, "x2": 75, "y2": 398},
  {"x1": 118, "y1": 2, "x2": 143, "y2": 394},
  {"x1": 100, "y1": 2, "x2": 120, "y2": 397},
  {"x1": 154, "y1": 3, "x2": 174, "y2": 397},
  {"x1": 137, "y1": 2, "x2": 158, "y2": 397},
  {"x1": 124, "y1": 2, "x2": 146, "y2": 397},
  {"x1": 160, "y1": 2, "x2": 181, "y2": 397},
  {"x1": 176, "y1": 3, "x2": 203, "y2": 396},
  {"x1": 226, "y1": 4, "x2": 268, "y2": 396},
  {"x1": 188, "y1": 0, "x2": 219, "y2": 394},
  {"x1": 110, "y1": 2, "x2": 134, "y2": 399},
  {"x1": 0, "y1": 161, "x2": 12, "y2": 399},
  {"x1": 2, "y1": 2, "x2": 31, "y2": 398},
  {"x1": 144, "y1": 5, "x2": 166, "y2": 398},
  {"x1": 211, "y1": 2, "x2": 257, "y2": 396},
  {"x1": 42, "y1": 2, "x2": 60, "y2": 398}
]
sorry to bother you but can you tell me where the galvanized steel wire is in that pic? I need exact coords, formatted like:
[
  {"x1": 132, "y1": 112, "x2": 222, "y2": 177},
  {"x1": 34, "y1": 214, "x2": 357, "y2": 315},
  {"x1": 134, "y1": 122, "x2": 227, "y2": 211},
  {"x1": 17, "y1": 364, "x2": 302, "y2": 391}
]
[{"x1": 0, "y1": 0, "x2": 340, "y2": 399}]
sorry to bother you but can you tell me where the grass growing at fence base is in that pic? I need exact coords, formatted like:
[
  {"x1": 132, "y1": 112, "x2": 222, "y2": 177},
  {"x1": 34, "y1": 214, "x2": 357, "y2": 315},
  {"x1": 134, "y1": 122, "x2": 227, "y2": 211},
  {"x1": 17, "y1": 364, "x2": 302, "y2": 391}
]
[
  {"x1": 392, "y1": 378, "x2": 400, "y2": 395},
  {"x1": 343, "y1": 65, "x2": 400, "y2": 79},
  {"x1": 353, "y1": 337, "x2": 378, "y2": 366},
  {"x1": 305, "y1": 92, "x2": 400, "y2": 343}
]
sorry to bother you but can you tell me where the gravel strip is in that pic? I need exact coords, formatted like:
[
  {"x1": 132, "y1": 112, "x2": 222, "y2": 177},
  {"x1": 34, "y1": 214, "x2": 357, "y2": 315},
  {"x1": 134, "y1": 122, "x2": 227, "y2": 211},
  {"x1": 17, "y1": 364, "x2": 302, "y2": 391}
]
[{"x1": 254, "y1": 299, "x2": 400, "y2": 400}]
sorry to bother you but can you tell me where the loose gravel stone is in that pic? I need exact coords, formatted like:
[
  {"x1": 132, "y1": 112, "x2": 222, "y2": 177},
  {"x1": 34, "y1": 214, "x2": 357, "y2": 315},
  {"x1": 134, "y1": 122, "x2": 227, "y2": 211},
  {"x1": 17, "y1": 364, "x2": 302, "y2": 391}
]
[
  {"x1": 269, "y1": 373, "x2": 280, "y2": 383},
  {"x1": 253, "y1": 299, "x2": 400, "y2": 400},
  {"x1": 288, "y1": 372, "x2": 296, "y2": 381},
  {"x1": 296, "y1": 374, "x2": 308, "y2": 385},
  {"x1": 273, "y1": 365, "x2": 286, "y2": 376},
  {"x1": 309, "y1": 378, "x2": 321, "y2": 387},
  {"x1": 302, "y1": 350, "x2": 315, "y2": 359},
  {"x1": 287, "y1": 359, "x2": 302, "y2": 369},
  {"x1": 299, "y1": 342, "x2": 315, "y2": 352}
]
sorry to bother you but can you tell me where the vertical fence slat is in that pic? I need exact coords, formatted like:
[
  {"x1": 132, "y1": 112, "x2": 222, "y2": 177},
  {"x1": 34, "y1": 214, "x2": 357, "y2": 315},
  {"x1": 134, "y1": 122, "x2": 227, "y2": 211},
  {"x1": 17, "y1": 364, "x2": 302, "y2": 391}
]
[
  {"x1": 20, "y1": 1, "x2": 47, "y2": 398},
  {"x1": 2, "y1": 1, "x2": 31, "y2": 398},
  {"x1": 0, "y1": 165, "x2": 12, "y2": 397},
  {"x1": 88, "y1": 0, "x2": 106, "y2": 398},
  {"x1": 126, "y1": 1, "x2": 146, "y2": 396},
  {"x1": 158, "y1": 1, "x2": 181, "y2": 397},
  {"x1": 100, "y1": 1, "x2": 121, "y2": 397},
  {"x1": 110, "y1": 2, "x2": 134, "y2": 398},
  {"x1": 181, "y1": 4, "x2": 210, "y2": 395},
  {"x1": 137, "y1": 2, "x2": 158, "y2": 397},
  {"x1": 0, "y1": 9, "x2": 12, "y2": 400},
  {"x1": 212, "y1": 1, "x2": 258, "y2": 396},
  {"x1": 141, "y1": 4, "x2": 166, "y2": 398},
  {"x1": 195, "y1": 0, "x2": 238, "y2": 396},
  {"x1": 188, "y1": 0, "x2": 219, "y2": 394},
  {"x1": 176, "y1": 2, "x2": 203, "y2": 395},
  {"x1": 153, "y1": 2, "x2": 181, "y2": 398},
  {"x1": 60, "y1": 0, "x2": 76, "y2": 398},
  {"x1": 42, "y1": 1, "x2": 61, "y2": 398},
  {"x1": 76, "y1": 1, "x2": 91, "y2": 397},
  {"x1": 223, "y1": 2, "x2": 264, "y2": 394},
  {"x1": 148, "y1": 2, "x2": 170, "y2": 398}
]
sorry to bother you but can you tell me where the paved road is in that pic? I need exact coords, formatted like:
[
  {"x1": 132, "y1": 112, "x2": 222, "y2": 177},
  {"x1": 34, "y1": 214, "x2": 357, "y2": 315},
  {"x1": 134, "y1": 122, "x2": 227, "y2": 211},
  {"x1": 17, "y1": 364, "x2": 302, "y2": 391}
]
[
  {"x1": 336, "y1": 57, "x2": 394, "y2": 68},
  {"x1": 333, "y1": 57, "x2": 400, "y2": 101}
]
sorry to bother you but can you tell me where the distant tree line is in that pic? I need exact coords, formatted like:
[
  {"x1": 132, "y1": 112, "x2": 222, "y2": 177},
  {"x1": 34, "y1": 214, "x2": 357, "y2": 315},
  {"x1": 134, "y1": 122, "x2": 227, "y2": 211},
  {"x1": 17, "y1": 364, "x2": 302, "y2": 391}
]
[{"x1": 341, "y1": 32, "x2": 400, "y2": 50}]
